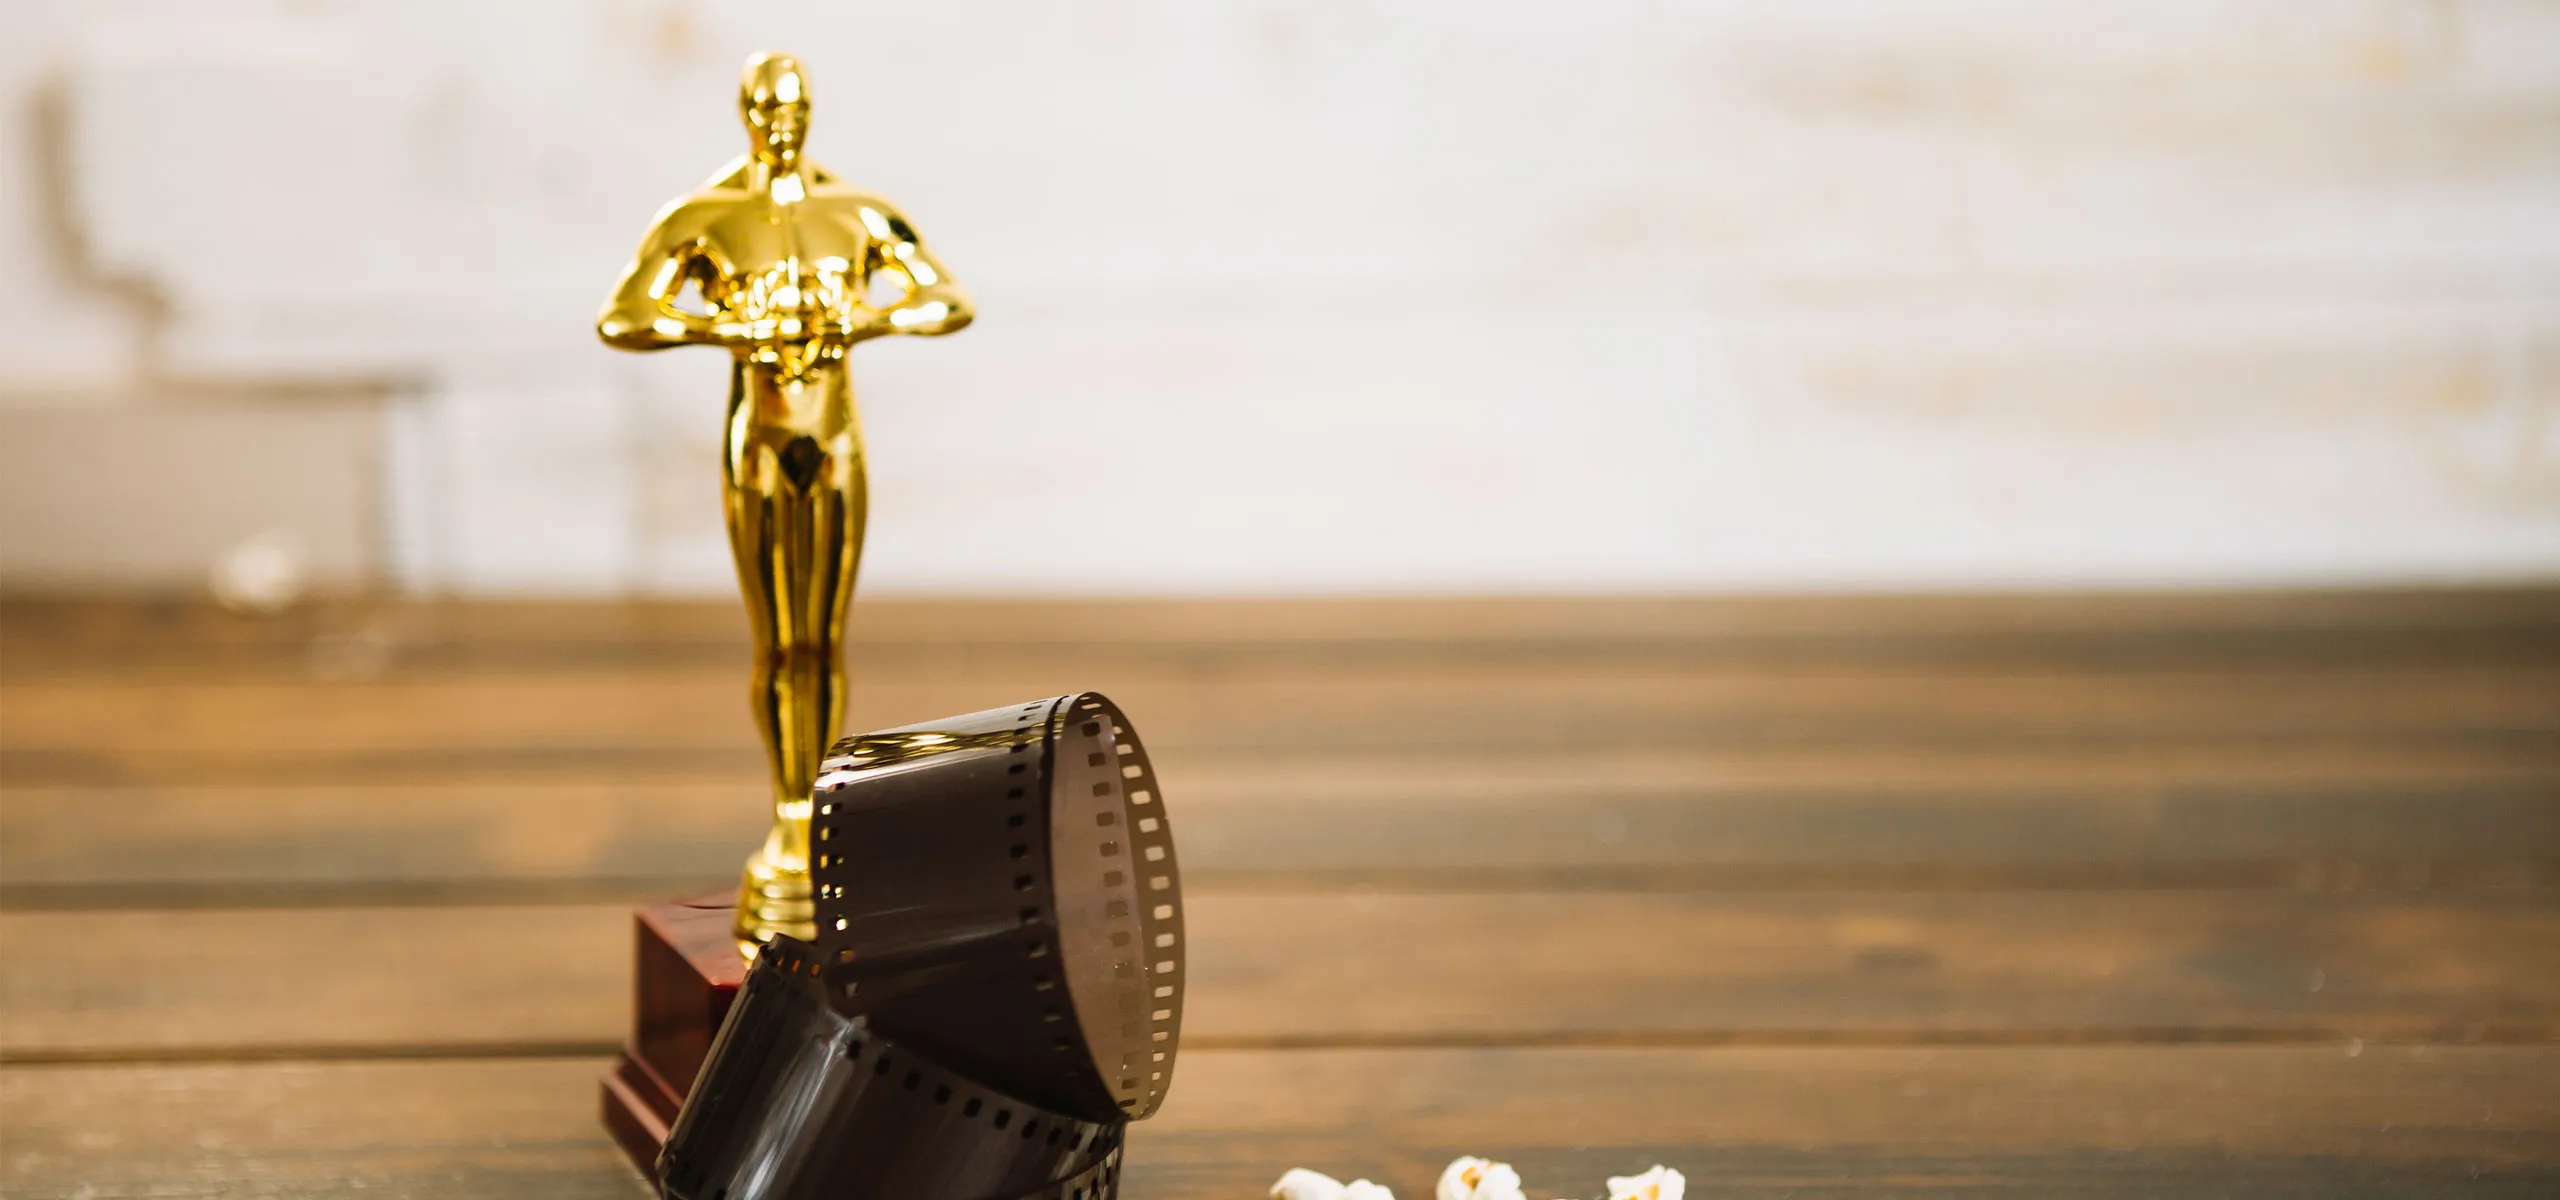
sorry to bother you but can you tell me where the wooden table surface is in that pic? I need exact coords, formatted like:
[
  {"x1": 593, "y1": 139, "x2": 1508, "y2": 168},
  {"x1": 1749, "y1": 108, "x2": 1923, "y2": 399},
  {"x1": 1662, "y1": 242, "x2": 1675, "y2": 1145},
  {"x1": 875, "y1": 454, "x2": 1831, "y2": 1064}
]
[{"x1": 3, "y1": 591, "x2": 2557, "y2": 1197}]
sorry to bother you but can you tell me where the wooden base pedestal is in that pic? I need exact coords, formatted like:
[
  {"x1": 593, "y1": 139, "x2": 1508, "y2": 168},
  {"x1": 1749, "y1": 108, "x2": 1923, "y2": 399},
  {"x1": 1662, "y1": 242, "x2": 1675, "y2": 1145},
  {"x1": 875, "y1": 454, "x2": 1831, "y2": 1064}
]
[{"x1": 601, "y1": 894, "x2": 746, "y2": 1185}]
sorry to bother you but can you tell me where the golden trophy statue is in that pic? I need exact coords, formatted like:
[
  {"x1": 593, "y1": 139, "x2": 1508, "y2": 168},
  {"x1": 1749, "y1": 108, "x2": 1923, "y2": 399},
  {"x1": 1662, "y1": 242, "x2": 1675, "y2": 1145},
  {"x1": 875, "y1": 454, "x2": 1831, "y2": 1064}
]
[{"x1": 598, "y1": 51, "x2": 973, "y2": 953}]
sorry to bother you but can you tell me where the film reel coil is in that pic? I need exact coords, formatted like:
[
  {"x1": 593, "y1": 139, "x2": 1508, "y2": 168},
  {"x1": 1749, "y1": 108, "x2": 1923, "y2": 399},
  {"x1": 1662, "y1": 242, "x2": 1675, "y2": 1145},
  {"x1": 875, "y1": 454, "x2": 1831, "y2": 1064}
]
[
  {"x1": 809, "y1": 693, "x2": 1184, "y2": 1123},
  {"x1": 659, "y1": 693, "x2": 1183, "y2": 1200}
]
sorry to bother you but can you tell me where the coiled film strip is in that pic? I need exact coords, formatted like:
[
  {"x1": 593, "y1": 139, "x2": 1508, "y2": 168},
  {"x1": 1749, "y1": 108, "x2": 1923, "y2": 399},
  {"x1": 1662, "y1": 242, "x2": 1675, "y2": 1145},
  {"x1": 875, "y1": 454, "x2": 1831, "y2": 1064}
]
[
  {"x1": 661, "y1": 938, "x2": 1124, "y2": 1200},
  {"x1": 808, "y1": 693, "x2": 1184, "y2": 1123},
  {"x1": 659, "y1": 693, "x2": 1181, "y2": 1200}
]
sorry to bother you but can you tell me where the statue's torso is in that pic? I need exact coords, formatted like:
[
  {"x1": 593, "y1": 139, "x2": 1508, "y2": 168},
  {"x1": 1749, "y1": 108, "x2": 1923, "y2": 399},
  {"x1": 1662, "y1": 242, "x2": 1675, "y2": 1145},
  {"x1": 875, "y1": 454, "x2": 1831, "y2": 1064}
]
[
  {"x1": 692, "y1": 193, "x2": 876, "y2": 329},
  {"x1": 684, "y1": 187, "x2": 878, "y2": 435}
]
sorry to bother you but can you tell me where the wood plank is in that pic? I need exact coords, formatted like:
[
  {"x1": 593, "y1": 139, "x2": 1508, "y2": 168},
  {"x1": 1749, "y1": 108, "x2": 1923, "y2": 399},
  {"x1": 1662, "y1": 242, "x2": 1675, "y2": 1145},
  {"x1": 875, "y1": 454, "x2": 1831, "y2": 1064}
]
[
  {"x1": 9, "y1": 591, "x2": 2556, "y2": 678},
  {"x1": 8, "y1": 892, "x2": 2554, "y2": 1057},
  {"x1": 8, "y1": 664, "x2": 2554, "y2": 788},
  {"x1": 6, "y1": 1047, "x2": 2555, "y2": 1199},
  {"x1": 4, "y1": 750, "x2": 2554, "y2": 896}
]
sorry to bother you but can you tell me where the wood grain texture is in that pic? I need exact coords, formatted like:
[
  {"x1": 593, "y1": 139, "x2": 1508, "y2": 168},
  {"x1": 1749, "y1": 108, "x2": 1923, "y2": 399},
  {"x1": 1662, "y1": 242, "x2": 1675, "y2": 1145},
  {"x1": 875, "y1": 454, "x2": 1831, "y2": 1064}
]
[
  {"x1": 2, "y1": 593, "x2": 2554, "y2": 1194},
  {"x1": 4, "y1": 756, "x2": 2555, "y2": 898},
  {"x1": 8, "y1": 592, "x2": 2557, "y2": 676},
  {"x1": 7, "y1": 594, "x2": 2551, "y2": 898},
  {"x1": 8, "y1": 671, "x2": 2555, "y2": 808},
  {"x1": 9, "y1": 598, "x2": 2557, "y2": 780},
  {"x1": 6, "y1": 1048, "x2": 2557, "y2": 1200},
  {"x1": 8, "y1": 891, "x2": 2554, "y2": 1058}
]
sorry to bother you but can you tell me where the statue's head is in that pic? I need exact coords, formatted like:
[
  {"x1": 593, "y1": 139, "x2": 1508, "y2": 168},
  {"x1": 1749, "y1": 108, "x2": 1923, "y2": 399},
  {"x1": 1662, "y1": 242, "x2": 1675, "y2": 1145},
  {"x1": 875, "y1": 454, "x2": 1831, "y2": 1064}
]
[{"x1": 740, "y1": 52, "x2": 809, "y2": 169}]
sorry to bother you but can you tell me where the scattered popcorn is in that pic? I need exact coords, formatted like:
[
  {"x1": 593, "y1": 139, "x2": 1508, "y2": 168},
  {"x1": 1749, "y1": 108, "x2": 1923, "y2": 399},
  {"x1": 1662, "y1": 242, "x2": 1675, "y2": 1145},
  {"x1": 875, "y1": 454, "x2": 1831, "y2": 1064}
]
[
  {"x1": 1605, "y1": 1166, "x2": 1685, "y2": 1200},
  {"x1": 1437, "y1": 1157, "x2": 1526, "y2": 1200},
  {"x1": 1273, "y1": 1168, "x2": 1346, "y2": 1200},
  {"x1": 1273, "y1": 1167, "x2": 1396, "y2": 1200},
  {"x1": 1275, "y1": 1158, "x2": 1679, "y2": 1200}
]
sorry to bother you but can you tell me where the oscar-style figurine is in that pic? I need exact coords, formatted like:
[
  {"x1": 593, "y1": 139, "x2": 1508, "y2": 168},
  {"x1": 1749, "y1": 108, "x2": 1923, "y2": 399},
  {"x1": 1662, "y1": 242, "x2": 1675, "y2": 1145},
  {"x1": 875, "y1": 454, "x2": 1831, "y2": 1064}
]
[
  {"x1": 601, "y1": 49, "x2": 972, "y2": 952},
  {"x1": 595, "y1": 51, "x2": 972, "y2": 1177}
]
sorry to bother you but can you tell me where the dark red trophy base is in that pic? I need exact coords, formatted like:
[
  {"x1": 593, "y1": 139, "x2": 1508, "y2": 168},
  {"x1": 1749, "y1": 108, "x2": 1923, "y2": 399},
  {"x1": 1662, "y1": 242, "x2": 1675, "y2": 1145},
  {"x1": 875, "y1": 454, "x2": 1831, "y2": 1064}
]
[{"x1": 601, "y1": 894, "x2": 747, "y2": 1184}]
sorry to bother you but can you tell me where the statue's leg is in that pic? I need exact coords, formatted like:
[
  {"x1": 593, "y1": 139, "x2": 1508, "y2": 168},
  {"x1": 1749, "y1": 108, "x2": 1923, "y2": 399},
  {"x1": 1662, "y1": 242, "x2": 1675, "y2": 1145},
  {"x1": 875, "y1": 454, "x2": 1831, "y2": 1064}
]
[
  {"x1": 725, "y1": 407, "x2": 866, "y2": 949},
  {"x1": 764, "y1": 429, "x2": 864, "y2": 824}
]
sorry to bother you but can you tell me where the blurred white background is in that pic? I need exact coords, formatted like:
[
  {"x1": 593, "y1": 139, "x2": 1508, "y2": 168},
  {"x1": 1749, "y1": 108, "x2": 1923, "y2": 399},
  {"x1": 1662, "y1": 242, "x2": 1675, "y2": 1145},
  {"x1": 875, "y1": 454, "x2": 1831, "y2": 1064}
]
[{"x1": 0, "y1": 0, "x2": 2554, "y2": 596}]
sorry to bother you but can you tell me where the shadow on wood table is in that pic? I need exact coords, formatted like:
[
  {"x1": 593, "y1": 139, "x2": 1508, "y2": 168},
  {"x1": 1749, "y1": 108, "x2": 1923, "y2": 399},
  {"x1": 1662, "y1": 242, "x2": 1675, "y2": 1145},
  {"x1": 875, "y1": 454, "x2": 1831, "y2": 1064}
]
[{"x1": 2, "y1": 590, "x2": 2555, "y2": 1197}]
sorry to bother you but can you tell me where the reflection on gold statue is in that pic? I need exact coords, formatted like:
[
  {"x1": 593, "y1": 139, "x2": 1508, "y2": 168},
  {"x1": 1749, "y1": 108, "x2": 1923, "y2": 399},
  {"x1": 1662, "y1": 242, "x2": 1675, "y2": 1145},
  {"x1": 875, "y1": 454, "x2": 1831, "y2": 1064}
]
[{"x1": 597, "y1": 51, "x2": 973, "y2": 954}]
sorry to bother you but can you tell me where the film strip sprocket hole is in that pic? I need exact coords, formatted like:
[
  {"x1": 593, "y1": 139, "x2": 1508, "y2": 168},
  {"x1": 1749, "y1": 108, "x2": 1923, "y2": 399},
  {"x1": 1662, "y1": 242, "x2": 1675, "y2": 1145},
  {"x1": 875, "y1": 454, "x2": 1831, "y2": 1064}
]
[{"x1": 805, "y1": 692, "x2": 1185, "y2": 1124}]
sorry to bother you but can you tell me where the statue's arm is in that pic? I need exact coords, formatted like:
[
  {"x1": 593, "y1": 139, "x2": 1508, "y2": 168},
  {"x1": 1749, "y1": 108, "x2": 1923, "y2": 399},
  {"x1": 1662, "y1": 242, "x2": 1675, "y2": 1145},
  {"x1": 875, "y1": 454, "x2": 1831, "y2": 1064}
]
[
  {"x1": 597, "y1": 203, "x2": 744, "y2": 350},
  {"x1": 839, "y1": 199, "x2": 973, "y2": 342},
  {"x1": 599, "y1": 226, "x2": 706, "y2": 350}
]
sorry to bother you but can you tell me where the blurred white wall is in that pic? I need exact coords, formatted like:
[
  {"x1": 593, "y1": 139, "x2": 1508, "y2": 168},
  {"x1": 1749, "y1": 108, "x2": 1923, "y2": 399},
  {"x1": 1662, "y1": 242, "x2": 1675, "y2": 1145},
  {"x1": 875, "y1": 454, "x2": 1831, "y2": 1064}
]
[{"x1": 1, "y1": 0, "x2": 2554, "y2": 595}]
